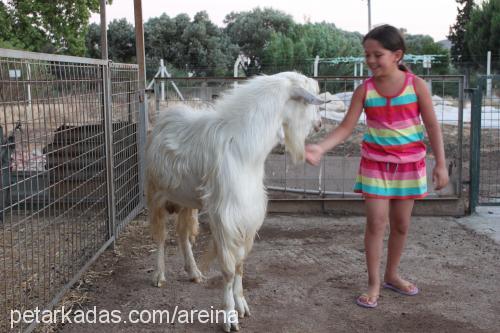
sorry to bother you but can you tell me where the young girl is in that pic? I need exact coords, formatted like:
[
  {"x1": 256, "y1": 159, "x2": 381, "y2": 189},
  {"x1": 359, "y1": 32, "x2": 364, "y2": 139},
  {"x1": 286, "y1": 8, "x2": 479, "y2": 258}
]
[{"x1": 305, "y1": 24, "x2": 449, "y2": 308}]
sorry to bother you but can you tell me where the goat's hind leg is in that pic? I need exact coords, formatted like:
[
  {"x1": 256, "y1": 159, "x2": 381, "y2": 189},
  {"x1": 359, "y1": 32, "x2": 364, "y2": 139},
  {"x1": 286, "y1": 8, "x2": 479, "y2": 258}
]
[
  {"x1": 150, "y1": 203, "x2": 168, "y2": 287},
  {"x1": 176, "y1": 208, "x2": 204, "y2": 283}
]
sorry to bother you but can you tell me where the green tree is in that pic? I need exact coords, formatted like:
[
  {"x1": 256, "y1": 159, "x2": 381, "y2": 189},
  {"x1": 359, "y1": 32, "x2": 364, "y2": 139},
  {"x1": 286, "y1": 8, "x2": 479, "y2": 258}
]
[
  {"x1": 298, "y1": 23, "x2": 363, "y2": 59},
  {"x1": 261, "y1": 22, "x2": 364, "y2": 75},
  {"x1": 145, "y1": 12, "x2": 238, "y2": 77},
  {"x1": 448, "y1": 0, "x2": 475, "y2": 67},
  {"x1": 145, "y1": 13, "x2": 184, "y2": 61},
  {"x1": 84, "y1": 19, "x2": 135, "y2": 63},
  {"x1": 295, "y1": 23, "x2": 364, "y2": 76},
  {"x1": 84, "y1": 23, "x2": 101, "y2": 59},
  {"x1": 224, "y1": 7, "x2": 295, "y2": 75},
  {"x1": 108, "y1": 18, "x2": 136, "y2": 63},
  {"x1": 0, "y1": 2, "x2": 24, "y2": 49},
  {"x1": 405, "y1": 34, "x2": 450, "y2": 74},
  {"x1": 464, "y1": 0, "x2": 500, "y2": 70},
  {"x1": 1, "y1": 0, "x2": 107, "y2": 55},
  {"x1": 261, "y1": 33, "x2": 295, "y2": 73}
]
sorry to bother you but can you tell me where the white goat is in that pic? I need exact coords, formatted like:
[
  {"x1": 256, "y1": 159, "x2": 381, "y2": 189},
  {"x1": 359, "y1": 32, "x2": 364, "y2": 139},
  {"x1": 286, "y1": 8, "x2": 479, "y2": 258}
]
[{"x1": 146, "y1": 72, "x2": 324, "y2": 332}]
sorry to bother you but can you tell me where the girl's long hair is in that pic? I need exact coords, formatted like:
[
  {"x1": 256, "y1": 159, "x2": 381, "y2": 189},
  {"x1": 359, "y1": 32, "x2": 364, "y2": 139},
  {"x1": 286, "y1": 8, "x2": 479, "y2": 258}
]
[{"x1": 363, "y1": 24, "x2": 409, "y2": 72}]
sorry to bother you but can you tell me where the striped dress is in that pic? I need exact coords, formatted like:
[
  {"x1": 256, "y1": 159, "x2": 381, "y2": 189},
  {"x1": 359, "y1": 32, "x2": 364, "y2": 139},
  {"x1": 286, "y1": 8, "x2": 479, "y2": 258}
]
[{"x1": 353, "y1": 72, "x2": 428, "y2": 199}]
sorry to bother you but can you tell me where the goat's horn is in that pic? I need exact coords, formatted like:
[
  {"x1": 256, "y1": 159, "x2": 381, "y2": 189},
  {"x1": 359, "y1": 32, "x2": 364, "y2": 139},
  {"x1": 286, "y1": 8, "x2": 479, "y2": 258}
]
[{"x1": 291, "y1": 87, "x2": 330, "y2": 105}]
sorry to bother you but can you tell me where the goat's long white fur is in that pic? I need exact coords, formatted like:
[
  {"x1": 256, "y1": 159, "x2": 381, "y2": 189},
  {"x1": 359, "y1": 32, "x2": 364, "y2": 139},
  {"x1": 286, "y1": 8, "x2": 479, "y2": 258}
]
[{"x1": 146, "y1": 72, "x2": 323, "y2": 332}]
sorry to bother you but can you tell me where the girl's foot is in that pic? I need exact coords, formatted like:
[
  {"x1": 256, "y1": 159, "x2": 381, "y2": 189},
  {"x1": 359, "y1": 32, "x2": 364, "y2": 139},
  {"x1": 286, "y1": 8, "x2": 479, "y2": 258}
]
[
  {"x1": 356, "y1": 293, "x2": 379, "y2": 308},
  {"x1": 356, "y1": 284, "x2": 380, "y2": 308},
  {"x1": 383, "y1": 276, "x2": 419, "y2": 296}
]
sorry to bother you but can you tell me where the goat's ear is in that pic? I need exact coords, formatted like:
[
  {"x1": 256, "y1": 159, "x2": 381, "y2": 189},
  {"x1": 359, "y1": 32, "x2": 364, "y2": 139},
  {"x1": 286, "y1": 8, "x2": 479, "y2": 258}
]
[{"x1": 290, "y1": 87, "x2": 328, "y2": 105}]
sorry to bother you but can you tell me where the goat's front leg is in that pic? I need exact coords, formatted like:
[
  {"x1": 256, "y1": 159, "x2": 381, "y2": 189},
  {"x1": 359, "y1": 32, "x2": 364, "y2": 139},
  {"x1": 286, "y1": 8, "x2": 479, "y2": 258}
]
[
  {"x1": 233, "y1": 262, "x2": 251, "y2": 318},
  {"x1": 210, "y1": 213, "x2": 244, "y2": 331},
  {"x1": 221, "y1": 266, "x2": 239, "y2": 332}
]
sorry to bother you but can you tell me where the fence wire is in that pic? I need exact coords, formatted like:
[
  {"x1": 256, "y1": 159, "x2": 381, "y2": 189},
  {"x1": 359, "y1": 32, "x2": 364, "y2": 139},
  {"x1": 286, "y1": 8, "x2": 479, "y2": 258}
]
[
  {"x1": 478, "y1": 75, "x2": 500, "y2": 205},
  {"x1": 110, "y1": 63, "x2": 143, "y2": 235},
  {"x1": 0, "y1": 49, "x2": 143, "y2": 332}
]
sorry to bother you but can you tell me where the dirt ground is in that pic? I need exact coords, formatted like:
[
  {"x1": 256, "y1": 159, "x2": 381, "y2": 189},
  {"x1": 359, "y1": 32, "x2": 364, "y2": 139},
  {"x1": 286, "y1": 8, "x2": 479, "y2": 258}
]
[{"x1": 42, "y1": 212, "x2": 500, "y2": 333}]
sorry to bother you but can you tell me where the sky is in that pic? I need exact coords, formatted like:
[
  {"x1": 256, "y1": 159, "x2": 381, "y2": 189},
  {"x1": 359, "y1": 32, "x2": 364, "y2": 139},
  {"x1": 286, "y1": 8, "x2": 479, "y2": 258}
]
[{"x1": 90, "y1": 0, "x2": 468, "y2": 42}]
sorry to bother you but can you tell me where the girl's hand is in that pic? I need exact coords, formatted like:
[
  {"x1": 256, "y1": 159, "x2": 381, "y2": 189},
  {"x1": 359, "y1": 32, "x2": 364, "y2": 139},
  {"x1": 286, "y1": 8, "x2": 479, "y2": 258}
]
[
  {"x1": 305, "y1": 144, "x2": 325, "y2": 166},
  {"x1": 432, "y1": 165, "x2": 449, "y2": 190}
]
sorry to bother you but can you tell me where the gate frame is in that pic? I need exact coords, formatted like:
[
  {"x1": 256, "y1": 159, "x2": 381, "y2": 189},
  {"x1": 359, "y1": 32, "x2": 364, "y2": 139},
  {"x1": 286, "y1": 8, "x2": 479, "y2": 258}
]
[
  {"x1": 467, "y1": 85, "x2": 482, "y2": 213},
  {"x1": 468, "y1": 74, "x2": 500, "y2": 212}
]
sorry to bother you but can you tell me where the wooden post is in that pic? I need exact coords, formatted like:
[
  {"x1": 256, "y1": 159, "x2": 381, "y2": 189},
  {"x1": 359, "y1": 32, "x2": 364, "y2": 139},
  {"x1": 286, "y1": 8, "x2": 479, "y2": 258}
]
[
  {"x1": 100, "y1": 0, "x2": 108, "y2": 60},
  {"x1": 134, "y1": 0, "x2": 147, "y2": 207},
  {"x1": 134, "y1": 0, "x2": 146, "y2": 90}
]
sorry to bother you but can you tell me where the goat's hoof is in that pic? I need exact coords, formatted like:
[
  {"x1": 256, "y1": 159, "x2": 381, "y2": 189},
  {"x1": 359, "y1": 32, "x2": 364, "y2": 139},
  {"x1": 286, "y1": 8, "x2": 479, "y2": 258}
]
[
  {"x1": 235, "y1": 296, "x2": 251, "y2": 318},
  {"x1": 237, "y1": 309, "x2": 250, "y2": 319},
  {"x1": 190, "y1": 275, "x2": 205, "y2": 283},
  {"x1": 152, "y1": 271, "x2": 166, "y2": 288},
  {"x1": 222, "y1": 322, "x2": 239, "y2": 332},
  {"x1": 188, "y1": 267, "x2": 205, "y2": 283}
]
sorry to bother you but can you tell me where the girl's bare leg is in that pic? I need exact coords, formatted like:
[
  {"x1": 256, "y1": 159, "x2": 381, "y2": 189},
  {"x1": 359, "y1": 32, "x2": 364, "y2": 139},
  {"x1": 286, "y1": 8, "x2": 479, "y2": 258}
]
[
  {"x1": 360, "y1": 198, "x2": 390, "y2": 303},
  {"x1": 384, "y1": 199, "x2": 418, "y2": 292}
]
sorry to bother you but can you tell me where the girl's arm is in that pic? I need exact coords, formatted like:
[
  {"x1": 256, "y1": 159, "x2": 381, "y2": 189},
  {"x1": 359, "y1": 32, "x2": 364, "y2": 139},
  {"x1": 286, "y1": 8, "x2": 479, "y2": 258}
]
[
  {"x1": 414, "y1": 76, "x2": 449, "y2": 190},
  {"x1": 305, "y1": 84, "x2": 364, "y2": 165}
]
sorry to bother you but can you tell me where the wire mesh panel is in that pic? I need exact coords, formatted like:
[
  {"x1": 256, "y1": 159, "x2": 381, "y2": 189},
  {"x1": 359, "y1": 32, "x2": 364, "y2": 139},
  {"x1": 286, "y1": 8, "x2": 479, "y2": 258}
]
[
  {"x1": 478, "y1": 75, "x2": 500, "y2": 205},
  {"x1": 160, "y1": 76, "x2": 465, "y2": 200},
  {"x1": 0, "y1": 49, "x2": 112, "y2": 332},
  {"x1": 0, "y1": 49, "x2": 145, "y2": 332},
  {"x1": 110, "y1": 63, "x2": 142, "y2": 235}
]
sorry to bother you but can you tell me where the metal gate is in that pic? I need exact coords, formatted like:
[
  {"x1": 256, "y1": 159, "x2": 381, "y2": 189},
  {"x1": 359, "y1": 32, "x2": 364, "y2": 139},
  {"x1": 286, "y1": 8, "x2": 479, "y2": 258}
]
[
  {"x1": 469, "y1": 75, "x2": 500, "y2": 210},
  {"x1": 0, "y1": 48, "x2": 145, "y2": 332}
]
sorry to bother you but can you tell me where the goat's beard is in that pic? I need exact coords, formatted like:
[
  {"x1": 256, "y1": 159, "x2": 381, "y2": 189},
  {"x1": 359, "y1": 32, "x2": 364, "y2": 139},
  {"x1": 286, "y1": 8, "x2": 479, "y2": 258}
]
[{"x1": 283, "y1": 126, "x2": 306, "y2": 164}]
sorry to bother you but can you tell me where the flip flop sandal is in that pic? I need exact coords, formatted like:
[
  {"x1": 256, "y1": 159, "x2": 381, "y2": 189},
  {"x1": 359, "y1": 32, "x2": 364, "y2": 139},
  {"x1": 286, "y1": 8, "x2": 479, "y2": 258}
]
[
  {"x1": 356, "y1": 294, "x2": 379, "y2": 308},
  {"x1": 383, "y1": 281, "x2": 419, "y2": 296}
]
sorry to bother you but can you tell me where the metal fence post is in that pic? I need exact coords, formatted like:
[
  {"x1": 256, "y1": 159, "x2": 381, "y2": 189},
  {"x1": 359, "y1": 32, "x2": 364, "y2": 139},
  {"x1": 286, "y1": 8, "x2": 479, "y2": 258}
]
[
  {"x1": 457, "y1": 77, "x2": 465, "y2": 198},
  {"x1": 103, "y1": 62, "x2": 116, "y2": 246},
  {"x1": 155, "y1": 79, "x2": 160, "y2": 114},
  {"x1": 468, "y1": 86, "x2": 483, "y2": 214},
  {"x1": 137, "y1": 84, "x2": 147, "y2": 208}
]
